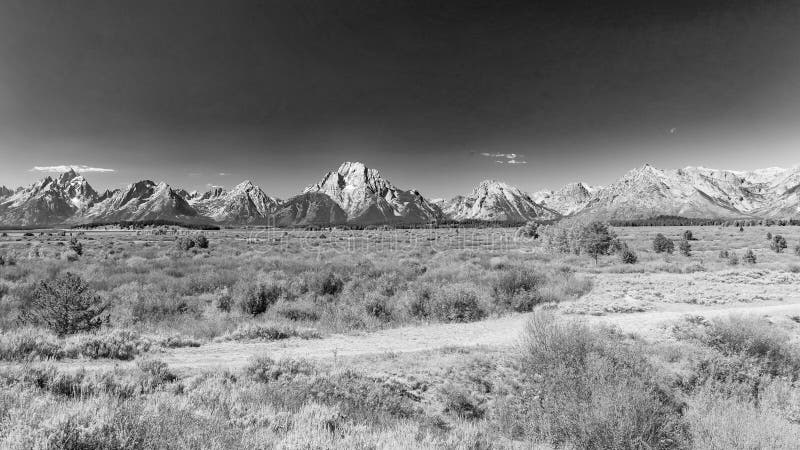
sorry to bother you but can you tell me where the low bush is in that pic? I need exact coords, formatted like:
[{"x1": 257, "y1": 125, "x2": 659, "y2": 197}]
[
  {"x1": 743, "y1": 249, "x2": 757, "y2": 264},
  {"x1": 439, "y1": 383, "x2": 485, "y2": 420},
  {"x1": 509, "y1": 311, "x2": 689, "y2": 449},
  {"x1": 0, "y1": 327, "x2": 63, "y2": 360},
  {"x1": 429, "y1": 284, "x2": 486, "y2": 323},
  {"x1": 490, "y1": 268, "x2": 547, "y2": 312},
  {"x1": 219, "y1": 323, "x2": 320, "y2": 341},
  {"x1": 62, "y1": 329, "x2": 152, "y2": 360},
  {"x1": 246, "y1": 356, "x2": 316, "y2": 382},
  {"x1": 233, "y1": 279, "x2": 282, "y2": 316},
  {"x1": 652, "y1": 234, "x2": 674, "y2": 254}
]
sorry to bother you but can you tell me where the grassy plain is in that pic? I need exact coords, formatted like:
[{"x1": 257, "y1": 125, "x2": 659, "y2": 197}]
[{"x1": 1, "y1": 224, "x2": 799, "y2": 448}]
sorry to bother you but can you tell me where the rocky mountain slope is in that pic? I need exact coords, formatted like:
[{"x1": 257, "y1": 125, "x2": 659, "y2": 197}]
[
  {"x1": 572, "y1": 165, "x2": 800, "y2": 220},
  {"x1": 532, "y1": 182, "x2": 596, "y2": 216},
  {"x1": 0, "y1": 170, "x2": 97, "y2": 226},
  {"x1": 442, "y1": 180, "x2": 559, "y2": 222},
  {"x1": 189, "y1": 181, "x2": 280, "y2": 223},
  {"x1": 272, "y1": 192, "x2": 348, "y2": 226},
  {"x1": 2, "y1": 163, "x2": 800, "y2": 226},
  {"x1": 76, "y1": 180, "x2": 199, "y2": 223},
  {"x1": 303, "y1": 162, "x2": 441, "y2": 224}
]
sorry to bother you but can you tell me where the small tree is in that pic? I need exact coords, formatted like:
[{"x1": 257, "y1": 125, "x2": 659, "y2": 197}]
[
  {"x1": 679, "y1": 238, "x2": 691, "y2": 256},
  {"x1": 619, "y1": 244, "x2": 638, "y2": 264},
  {"x1": 795, "y1": 244, "x2": 800, "y2": 257},
  {"x1": 19, "y1": 273, "x2": 108, "y2": 336},
  {"x1": 68, "y1": 237, "x2": 83, "y2": 256},
  {"x1": 743, "y1": 249, "x2": 757, "y2": 264},
  {"x1": 579, "y1": 222, "x2": 615, "y2": 263},
  {"x1": 739, "y1": 226, "x2": 744, "y2": 232},
  {"x1": 682, "y1": 230, "x2": 693, "y2": 241},
  {"x1": 770, "y1": 235, "x2": 787, "y2": 253},
  {"x1": 766, "y1": 232, "x2": 772, "y2": 241},
  {"x1": 652, "y1": 234, "x2": 674, "y2": 254}
]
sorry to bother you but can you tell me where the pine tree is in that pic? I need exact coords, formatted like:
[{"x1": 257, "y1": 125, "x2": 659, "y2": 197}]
[{"x1": 19, "y1": 273, "x2": 108, "y2": 335}]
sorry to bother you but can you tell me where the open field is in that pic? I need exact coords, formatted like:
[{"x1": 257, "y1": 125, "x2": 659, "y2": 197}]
[{"x1": 1, "y1": 224, "x2": 800, "y2": 448}]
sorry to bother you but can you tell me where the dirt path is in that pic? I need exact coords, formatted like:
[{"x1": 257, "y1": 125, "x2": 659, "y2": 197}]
[{"x1": 17, "y1": 298, "x2": 800, "y2": 374}]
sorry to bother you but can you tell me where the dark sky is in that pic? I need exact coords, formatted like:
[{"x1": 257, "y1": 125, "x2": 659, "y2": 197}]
[{"x1": 1, "y1": 0, "x2": 799, "y2": 198}]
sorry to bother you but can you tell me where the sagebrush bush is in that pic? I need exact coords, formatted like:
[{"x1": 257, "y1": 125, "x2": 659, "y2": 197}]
[
  {"x1": 490, "y1": 268, "x2": 547, "y2": 312},
  {"x1": 430, "y1": 284, "x2": 486, "y2": 323},
  {"x1": 234, "y1": 279, "x2": 281, "y2": 316},
  {"x1": 439, "y1": 383, "x2": 485, "y2": 420},
  {"x1": 743, "y1": 249, "x2": 757, "y2": 264},
  {"x1": 309, "y1": 271, "x2": 344, "y2": 297},
  {"x1": 514, "y1": 311, "x2": 689, "y2": 449},
  {"x1": 220, "y1": 323, "x2": 320, "y2": 341},
  {"x1": 62, "y1": 329, "x2": 152, "y2": 360},
  {"x1": 246, "y1": 356, "x2": 316, "y2": 382},
  {"x1": 0, "y1": 327, "x2": 63, "y2": 361}
]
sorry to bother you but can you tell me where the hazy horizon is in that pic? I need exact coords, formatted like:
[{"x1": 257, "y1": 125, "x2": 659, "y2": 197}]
[{"x1": 2, "y1": 0, "x2": 800, "y2": 198}]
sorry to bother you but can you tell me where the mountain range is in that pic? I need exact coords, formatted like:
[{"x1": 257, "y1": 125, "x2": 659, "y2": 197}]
[{"x1": 1, "y1": 162, "x2": 799, "y2": 227}]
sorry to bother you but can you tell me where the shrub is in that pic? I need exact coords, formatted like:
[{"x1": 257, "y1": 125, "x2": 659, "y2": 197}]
[
  {"x1": 215, "y1": 293, "x2": 233, "y2": 312},
  {"x1": 490, "y1": 268, "x2": 547, "y2": 312},
  {"x1": 679, "y1": 238, "x2": 691, "y2": 256},
  {"x1": 682, "y1": 230, "x2": 693, "y2": 241},
  {"x1": 234, "y1": 279, "x2": 281, "y2": 316},
  {"x1": 406, "y1": 285, "x2": 434, "y2": 319},
  {"x1": 795, "y1": 244, "x2": 800, "y2": 256},
  {"x1": 770, "y1": 235, "x2": 787, "y2": 253},
  {"x1": 718, "y1": 249, "x2": 729, "y2": 259},
  {"x1": 63, "y1": 329, "x2": 152, "y2": 360},
  {"x1": 430, "y1": 284, "x2": 486, "y2": 323},
  {"x1": 517, "y1": 221, "x2": 539, "y2": 240},
  {"x1": 364, "y1": 293, "x2": 393, "y2": 321},
  {"x1": 193, "y1": 234, "x2": 209, "y2": 249},
  {"x1": 652, "y1": 234, "x2": 674, "y2": 254},
  {"x1": 515, "y1": 311, "x2": 689, "y2": 448},
  {"x1": 220, "y1": 323, "x2": 320, "y2": 341},
  {"x1": 766, "y1": 232, "x2": 772, "y2": 241},
  {"x1": 68, "y1": 237, "x2": 83, "y2": 256},
  {"x1": 246, "y1": 356, "x2": 316, "y2": 382},
  {"x1": 743, "y1": 249, "x2": 757, "y2": 264},
  {"x1": 726, "y1": 251, "x2": 739, "y2": 266},
  {"x1": 0, "y1": 327, "x2": 63, "y2": 360},
  {"x1": 274, "y1": 300, "x2": 320, "y2": 322},
  {"x1": 310, "y1": 271, "x2": 344, "y2": 297},
  {"x1": 619, "y1": 245, "x2": 638, "y2": 264},
  {"x1": 175, "y1": 236, "x2": 195, "y2": 251},
  {"x1": 439, "y1": 383, "x2": 485, "y2": 420},
  {"x1": 20, "y1": 273, "x2": 109, "y2": 336}
]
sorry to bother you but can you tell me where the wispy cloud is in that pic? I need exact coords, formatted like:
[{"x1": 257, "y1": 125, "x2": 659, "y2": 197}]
[
  {"x1": 218, "y1": 172, "x2": 230, "y2": 176},
  {"x1": 30, "y1": 165, "x2": 115, "y2": 173},
  {"x1": 480, "y1": 152, "x2": 527, "y2": 164}
]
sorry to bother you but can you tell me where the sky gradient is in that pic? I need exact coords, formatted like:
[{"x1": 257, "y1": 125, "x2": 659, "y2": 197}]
[{"x1": 1, "y1": 0, "x2": 800, "y2": 198}]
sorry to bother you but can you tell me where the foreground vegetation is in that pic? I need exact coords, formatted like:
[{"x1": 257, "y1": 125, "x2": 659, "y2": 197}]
[
  {"x1": 1, "y1": 224, "x2": 800, "y2": 448},
  {"x1": 0, "y1": 311, "x2": 798, "y2": 448}
]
